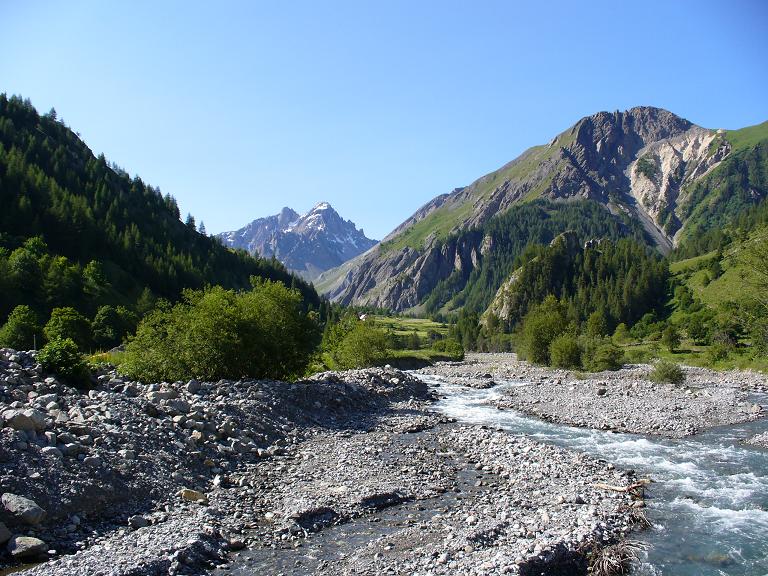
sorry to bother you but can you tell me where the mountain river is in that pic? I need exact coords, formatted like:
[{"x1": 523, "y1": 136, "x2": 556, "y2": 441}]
[{"x1": 422, "y1": 374, "x2": 768, "y2": 575}]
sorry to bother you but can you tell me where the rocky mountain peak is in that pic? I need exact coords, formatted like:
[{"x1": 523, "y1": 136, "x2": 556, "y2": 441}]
[{"x1": 218, "y1": 203, "x2": 377, "y2": 280}]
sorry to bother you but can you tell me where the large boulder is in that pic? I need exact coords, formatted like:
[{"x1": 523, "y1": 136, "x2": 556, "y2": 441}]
[{"x1": 1, "y1": 493, "x2": 47, "y2": 525}]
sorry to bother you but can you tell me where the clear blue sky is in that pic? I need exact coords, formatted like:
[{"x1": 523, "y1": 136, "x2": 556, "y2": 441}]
[{"x1": 2, "y1": 1, "x2": 766, "y2": 239}]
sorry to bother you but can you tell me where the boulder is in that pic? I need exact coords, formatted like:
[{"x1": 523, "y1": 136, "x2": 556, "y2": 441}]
[
  {"x1": 7, "y1": 535, "x2": 48, "y2": 559},
  {"x1": 1, "y1": 493, "x2": 47, "y2": 525},
  {"x1": 178, "y1": 488, "x2": 208, "y2": 504}
]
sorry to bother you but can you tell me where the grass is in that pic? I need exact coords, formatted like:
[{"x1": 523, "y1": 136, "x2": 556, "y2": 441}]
[
  {"x1": 619, "y1": 340, "x2": 768, "y2": 372},
  {"x1": 724, "y1": 120, "x2": 768, "y2": 152},
  {"x1": 380, "y1": 131, "x2": 576, "y2": 253},
  {"x1": 370, "y1": 315, "x2": 450, "y2": 339}
]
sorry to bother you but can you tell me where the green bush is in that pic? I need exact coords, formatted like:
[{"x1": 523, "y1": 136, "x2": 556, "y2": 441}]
[
  {"x1": 707, "y1": 342, "x2": 731, "y2": 363},
  {"x1": 432, "y1": 338, "x2": 465, "y2": 361},
  {"x1": 120, "y1": 280, "x2": 319, "y2": 382},
  {"x1": 612, "y1": 322, "x2": 631, "y2": 345},
  {"x1": 583, "y1": 340, "x2": 625, "y2": 371},
  {"x1": 37, "y1": 338, "x2": 91, "y2": 387},
  {"x1": 332, "y1": 322, "x2": 390, "y2": 369},
  {"x1": 649, "y1": 359, "x2": 686, "y2": 385},
  {"x1": 549, "y1": 333, "x2": 582, "y2": 369},
  {"x1": 0, "y1": 305, "x2": 41, "y2": 350},
  {"x1": 661, "y1": 325, "x2": 681, "y2": 352},
  {"x1": 519, "y1": 296, "x2": 566, "y2": 365},
  {"x1": 44, "y1": 307, "x2": 92, "y2": 350}
]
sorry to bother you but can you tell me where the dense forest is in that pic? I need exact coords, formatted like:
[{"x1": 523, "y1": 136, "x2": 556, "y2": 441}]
[
  {"x1": 0, "y1": 94, "x2": 320, "y2": 351},
  {"x1": 424, "y1": 199, "x2": 650, "y2": 317}
]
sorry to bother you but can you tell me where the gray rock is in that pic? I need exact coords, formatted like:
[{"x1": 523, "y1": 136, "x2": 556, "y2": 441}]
[
  {"x1": 1, "y1": 493, "x2": 47, "y2": 525},
  {"x1": 128, "y1": 515, "x2": 149, "y2": 529},
  {"x1": 7, "y1": 535, "x2": 48, "y2": 559}
]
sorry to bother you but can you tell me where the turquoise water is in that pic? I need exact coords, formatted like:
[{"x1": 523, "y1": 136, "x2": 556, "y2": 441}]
[{"x1": 422, "y1": 375, "x2": 768, "y2": 576}]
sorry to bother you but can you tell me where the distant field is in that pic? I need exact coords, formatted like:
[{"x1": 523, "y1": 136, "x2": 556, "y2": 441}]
[{"x1": 369, "y1": 315, "x2": 450, "y2": 338}]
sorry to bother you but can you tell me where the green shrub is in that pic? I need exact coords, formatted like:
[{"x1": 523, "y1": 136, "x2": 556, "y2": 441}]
[
  {"x1": 519, "y1": 296, "x2": 566, "y2": 365},
  {"x1": 583, "y1": 339, "x2": 625, "y2": 371},
  {"x1": 623, "y1": 348, "x2": 653, "y2": 364},
  {"x1": 330, "y1": 322, "x2": 390, "y2": 369},
  {"x1": 612, "y1": 322, "x2": 631, "y2": 345},
  {"x1": 649, "y1": 359, "x2": 685, "y2": 385},
  {"x1": 120, "y1": 281, "x2": 319, "y2": 382},
  {"x1": 549, "y1": 333, "x2": 582, "y2": 369},
  {"x1": 661, "y1": 325, "x2": 681, "y2": 352},
  {"x1": 707, "y1": 342, "x2": 731, "y2": 363},
  {"x1": 92, "y1": 305, "x2": 138, "y2": 350},
  {"x1": 432, "y1": 338, "x2": 465, "y2": 361},
  {"x1": 38, "y1": 338, "x2": 91, "y2": 387},
  {"x1": 0, "y1": 305, "x2": 41, "y2": 350},
  {"x1": 44, "y1": 307, "x2": 92, "y2": 350}
]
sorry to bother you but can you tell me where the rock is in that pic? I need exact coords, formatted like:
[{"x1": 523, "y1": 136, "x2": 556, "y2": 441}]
[
  {"x1": 186, "y1": 379, "x2": 201, "y2": 394},
  {"x1": 0, "y1": 522, "x2": 11, "y2": 544},
  {"x1": 41, "y1": 446, "x2": 63, "y2": 459},
  {"x1": 2, "y1": 409, "x2": 41, "y2": 432},
  {"x1": 128, "y1": 515, "x2": 149, "y2": 529},
  {"x1": 1, "y1": 493, "x2": 47, "y2": 525},
  {"x1": 178, "y1": 488, "x2": 208, "y2": 504},
  {"x1": 118, "y1": 449, "x2": 137, "y2": 460},
  {"x1": 7, "y1": 535, "x2": 48, "y2": 559},
  {"x1": 596, "y1": 387, "x2": 607, "y2": 396}
]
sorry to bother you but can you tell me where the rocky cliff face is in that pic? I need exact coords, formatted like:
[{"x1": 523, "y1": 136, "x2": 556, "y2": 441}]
[
  {"x1": 218, "y1": 203, "x2": 377, "y2": 280},
  {"x1": 323, "y1": 107, "x2": 740, "y2": 311}
]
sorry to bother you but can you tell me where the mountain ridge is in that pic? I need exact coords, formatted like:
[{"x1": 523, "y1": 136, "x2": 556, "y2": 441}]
[
  {"x1": 218, "y1": 203, "x2": 377, "y2": 280},
  {"x1": 320, "y1": 106, "x2": 768, "y2": 312}
]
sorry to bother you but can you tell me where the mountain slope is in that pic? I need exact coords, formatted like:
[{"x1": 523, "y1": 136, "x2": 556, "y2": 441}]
[
  {"x1": 218, "y1": 203, "x2": 377, "y2": 280},
  {"x1": 0, "y1": 94, "x2": 319, "y2": 323},
  {"x1": 324, "y1": 107, "x2": 767, "y2": 312}
]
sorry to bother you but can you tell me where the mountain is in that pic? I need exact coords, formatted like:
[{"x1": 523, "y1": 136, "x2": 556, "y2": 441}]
[
  {"x1": 0, "y1": 94, "x2": 319, "y2": 329},
  {"x1": 218, "y1": 203, "x2": 377, "y2": 280},
  {"x1": 320, "y1": 107, "x2": 767, "y2": 313}
]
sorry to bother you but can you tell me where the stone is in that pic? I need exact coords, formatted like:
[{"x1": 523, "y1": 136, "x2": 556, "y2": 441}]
[
  {"x1": 178, "y1": 488, "x2": 208, "y2": 504},
  {"x1": 186, "y1": 379, "x2": 201, "y2": 394},
  {"x1": 1, "y1": 493, "x2": 47, "y2": 525},
  {"x1": 41, "y1": 446, "x2": 63, "y2": 459},
  {"x1": 7, "y1": 535, "x2": 48, "y2": 559},
  {"x1": 596, "y1": 387, "x2": 607, "y2": 396},
  {"x1": 128, "y1": 515, "x2": 149, "y2": 529},
  {"x1": 2, "y1": 409, "x2": 35, "y2": 431},
  {"x1": 118, "y1": 449, "x2": 137, "y2": 460}
]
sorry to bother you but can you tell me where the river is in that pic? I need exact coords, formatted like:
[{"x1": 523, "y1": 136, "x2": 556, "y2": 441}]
[{"x1": 424, "y1": 374, "x2": 768, "y2": 575}]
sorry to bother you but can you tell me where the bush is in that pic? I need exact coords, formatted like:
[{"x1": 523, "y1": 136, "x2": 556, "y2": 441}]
[
  {"x1": 661, "y1": 325, "x2": 681, "y2": 352},
  {"x1": 120, "y1": 281, "x2": 319, "y2": 382},
  {"x1": 707, "y1": 342, "x2": 731, "y2": 363},
  {"x1": 519, "y1": 297, "x2": 566, "y2": 365},
  {"x1": 92, "y1": 305, "x2": 138, "y2": 350},
  {"x1": 37, "y1": 338, "x2": 91, "y2": 387},
  {"x1": 612, "y1": 323, "x2": 631, "y2": 345},
  {"x1": 584, "y1": 342, "x2": 625, "y2": 372},
  {"x1": 44, "y1": 307, "x2": 92, "y2": 350},
  {"x1": 332, "y1": 322, "x2": 390, "y2": 369},
  {"x1": 649, "y1": 359, "x2": 686, "y2": 385},
  {"x1": 432, "y1": 338, "x2": 465, "y2": 361},
  {"x1": 0, "y1": 305, "x2": 41, "y2": 350},
  {"x1": 549, "y1": 333, "x2": 582, "y2": 369}
]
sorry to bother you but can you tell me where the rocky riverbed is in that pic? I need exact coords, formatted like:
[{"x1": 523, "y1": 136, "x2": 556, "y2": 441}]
[
  {"x1": 419, "y1": 353, "x2": 767, "y2": 438},
  {"x1": 0, "y1": 348, "x2": 652, "y2": 575}
]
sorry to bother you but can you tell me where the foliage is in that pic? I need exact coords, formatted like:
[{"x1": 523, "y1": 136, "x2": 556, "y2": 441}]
[
  {"x1": 431, "y1": 338, "x2": 465, "y2": 361},
  {"x1": 661, "y1": 325, "x2": 681, "y2": 352},
  {"x1": 549, "y1": 333, "x2": 582, "y2": 369},
  {"x1": 583, "y1": 340, "x2": 625, "y2": 372},
  {"x1": 612, "y1": 322, "x2": 631, "y2": 345},
  {"x1": 120, "y1": 281, "x2": 319, "y2": 382},
  {"x1": 423, "y1": 199, "x2": 650, "y2": 316},
  {"x1": 92, "y1": 305, "x2": 137, "y2": 350},
  {"x1": 518, "y1": 296, "x2": 566, "y2": 365},
  {"x1": 331, "y1": 321, "x2": 390, "y2": 369},
  {"x1": 0, "y1": 305, "x2": 41, "y2": 350},
  {"x1": 634, "y1": 155, "x2": 658, "y2": 180},
  {"x1": 37, "y1": 337, "x2": 91, "y2": 387},
  {"x1": 649, "y1": 359, "x2": 686, "y2": 385},
  {"x1": 0, "y1": 94, "x2": 319, "y2": 328},
  {"x1": 44, "y1": 307, "x2": 92, "y2": 350}
]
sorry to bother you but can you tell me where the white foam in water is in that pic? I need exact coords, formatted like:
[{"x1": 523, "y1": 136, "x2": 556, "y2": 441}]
[{"x1": 418, "y1": 374, "x2": 768, "y2": 575}]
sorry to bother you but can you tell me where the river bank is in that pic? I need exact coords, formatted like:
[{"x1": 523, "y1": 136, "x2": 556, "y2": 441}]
[
  {"x1": 0, "y1": 348, "x2": 645, "y2": 575},
  {"x1": 419, "y1": 353, "x2": 767, "y2": 438}
]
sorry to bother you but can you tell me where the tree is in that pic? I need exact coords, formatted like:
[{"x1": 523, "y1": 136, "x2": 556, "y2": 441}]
[
  {"x1": 198, "y1": 221, "x2": 206, "y2": 235},
  {"x1": 661, "y1": 325, "x2": 681, "y2": 353},
  {"x1": 612, "y1": 322, "x2": 631, "y2": 344},
  {"x1": 0, "y1": 305, "x2": 41, "y2": 350},
  {"x1": 92, "y1": 305, "x2": 136, "y2": 349},
  {"x1": 519, "y1": 296, "x2": 566, "y2": 365},
  {"x1": 586, "y1": 310, "x2": 609, "y2": 338},
  {"x1": 44, "y1": 307, "x2": 92, "y2": 350},
  {"x1": 333, "y1": 322, "x2": 390, "y2": 369},
  {"x1": 185, "y1": 213, "x2": 196, "y2": 229},
  {"x1": 549, "y1": 333, "x2": 582, "y2": 369}
]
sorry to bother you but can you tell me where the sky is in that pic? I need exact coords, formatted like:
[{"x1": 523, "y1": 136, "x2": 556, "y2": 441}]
[{"x1": 1, "y1": 1, "x2": 766, "y2": 240}]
